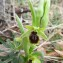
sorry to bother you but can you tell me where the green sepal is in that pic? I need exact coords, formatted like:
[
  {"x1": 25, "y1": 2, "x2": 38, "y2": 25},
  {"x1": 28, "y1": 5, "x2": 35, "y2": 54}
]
[
  {"x1": 15, "y1": 30, "x2": 31, "y2": 42},
  {"x1": 38, "y1": 31, "x2": 47, "y2": 40}
]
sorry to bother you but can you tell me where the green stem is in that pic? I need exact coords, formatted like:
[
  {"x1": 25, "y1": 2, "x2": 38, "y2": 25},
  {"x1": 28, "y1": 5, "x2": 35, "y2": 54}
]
[{"x1": 15, "y1": 14, "x2": 30, "y2": 58}]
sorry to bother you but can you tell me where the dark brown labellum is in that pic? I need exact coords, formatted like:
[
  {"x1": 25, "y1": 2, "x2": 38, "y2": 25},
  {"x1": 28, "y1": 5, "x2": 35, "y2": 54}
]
[{"x1": 29, "y1": 31, "x2": 39, "y2": 44}]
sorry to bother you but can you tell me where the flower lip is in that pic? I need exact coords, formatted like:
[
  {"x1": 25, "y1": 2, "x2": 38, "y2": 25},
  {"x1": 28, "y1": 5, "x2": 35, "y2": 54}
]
[{"x1": 29, "y1": 31, "x2": 39, "y2": 44}]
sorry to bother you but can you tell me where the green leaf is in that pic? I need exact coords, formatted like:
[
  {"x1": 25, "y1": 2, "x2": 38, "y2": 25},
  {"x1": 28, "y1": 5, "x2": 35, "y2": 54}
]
[
  {"x1": 0, "y1": 53, "x2": 14, "y2": 63},
  {"x1": 3, "y1": 58, "x2": 12, "y2": 63},
  {"x1": 0, "y1": 37, "x2": 9, "y2": 48},
  {"x1": 0, "y1": 55, "x2": 9, "y2": 60},
  {"x1": 15, "y1": 14, "x2": 24, "y2": 33},
  {"x1": 18, "y1": 55, "x2": 24, "y2": 63},
  {"x1": 12, "y1": 57, "x2": 19, "y2": 63},
  {"x1": 28, "y1": 0, "x2": 36, "y2": 26},
  {"x1": 32, "y1": 58, "x2": 41, "y2": 63},
  {"x1": 6, "y1": 39, "x2": 15, "y2": 50},
  {"x1": 32, "y1": 51, "x2": 44, "y2": 63},
  {"x1": 0, "y1": 50, "x2": 5, "y2": 52},
  {"x1": 32, "y1": 51, "x2": 42, "y2": 57},
  {"x1": 0, "y1": 61, "x2": 6, "y2": 63},
  {"x1": 32, "y1": 51, "x2": 44, "y2": 58},
  {"x1": 16, "y1": 44, "x2": 22, "y2": 50}
]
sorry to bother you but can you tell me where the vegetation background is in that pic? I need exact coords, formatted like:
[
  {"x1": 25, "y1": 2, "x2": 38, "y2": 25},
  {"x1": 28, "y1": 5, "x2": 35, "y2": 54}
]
[{"x1": 0, "y1": 0, "x2": 63, "y2": 63}]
